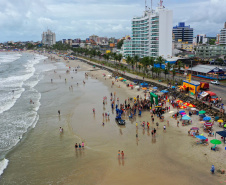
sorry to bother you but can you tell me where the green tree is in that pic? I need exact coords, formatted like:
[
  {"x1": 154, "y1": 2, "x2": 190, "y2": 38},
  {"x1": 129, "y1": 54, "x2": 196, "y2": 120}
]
[
  {"x1": 172, "y1": 66, "x2": 176, "y2": 81},
  {"x1": 164, "y1": 68, "x2": 168, "y2": 81},
  {"x1": 134, "y1": 55, "x2": 139, "y2": 69},
  {"x1": 149, "y1": 57, "x2": 155, "y2": 78},
  {"x1": 140, "y1": 56, "x2": 150, "y2": 75}
]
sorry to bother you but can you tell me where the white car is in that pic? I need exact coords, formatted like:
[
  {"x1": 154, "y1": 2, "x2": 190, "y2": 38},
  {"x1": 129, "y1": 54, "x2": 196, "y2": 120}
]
[{"x1": 210, "y1": 80, "x2": 220, "y2": 85}]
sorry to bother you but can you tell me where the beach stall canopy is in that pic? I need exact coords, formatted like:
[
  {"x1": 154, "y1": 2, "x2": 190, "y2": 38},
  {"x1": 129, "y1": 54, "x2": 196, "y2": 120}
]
[
  {"x1": 216, "y1": 131, "x2": 226, "y2": 143},
  {"x1": 179, "y1": 110, "x2": 185, "y2": 113},
  {"x1": 218, "y1": 120, "x2": 224, "y2": 123},
  {"x1": 150, "y1": 92, "x2": 158, "y2": 105}
]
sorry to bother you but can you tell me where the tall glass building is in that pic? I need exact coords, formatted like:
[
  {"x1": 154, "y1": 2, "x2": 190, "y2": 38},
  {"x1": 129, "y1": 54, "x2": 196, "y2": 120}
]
[
  {"x1": 122, "y1": 2, "x2": 173, "y2": 59},
  {"x1": 219, "y1": 22, "x2": 226, "y2": 45},
  {"x1": 173, "y1": 22, "x2": 193, "y2": 44}
]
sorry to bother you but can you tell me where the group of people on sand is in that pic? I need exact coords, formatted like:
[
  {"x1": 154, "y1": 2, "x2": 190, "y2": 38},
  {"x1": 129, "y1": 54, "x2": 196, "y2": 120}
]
[
  {"x1": 118, "y1": 150, "x2": 124, "y2": 159},
  {"x1": 75, "y1": 142, "x2": 84, "y2": 149}
]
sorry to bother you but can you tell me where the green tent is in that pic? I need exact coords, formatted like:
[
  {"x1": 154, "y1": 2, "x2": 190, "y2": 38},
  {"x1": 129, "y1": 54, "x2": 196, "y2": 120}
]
[{"x1": 150, "y1": 92, "x2": 158, "y2": 105}]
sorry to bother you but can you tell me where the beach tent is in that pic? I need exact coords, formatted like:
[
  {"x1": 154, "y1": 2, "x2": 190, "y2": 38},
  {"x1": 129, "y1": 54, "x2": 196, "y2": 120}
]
[
  {"x1": 150, "y1": 92, "x2": 158, "y2": 105},
  {"x1": 216, "y1": 131, "x2": 226, "y2": 143}
]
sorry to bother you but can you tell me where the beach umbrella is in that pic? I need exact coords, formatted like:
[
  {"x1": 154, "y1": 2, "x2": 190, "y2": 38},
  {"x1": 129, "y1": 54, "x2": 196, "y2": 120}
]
[
  {"x1": 199, "y1": 110, "x2": 206, "y2": 114},
  {"x1": 203, "y1": 116, "x2": 211, "y2": 121},
  {"x1": 181, "y1": 112, "x2": 186, "y2": 115},
  {"x1": 191, "y1": 108, "x2": 197, "y2": 111},
  {"x1": 196, "y1": 135, "x2": 207, "y2": 140},
  {"x1": 199, "y1": 114, "x2": 205, "y2": 118},
  {"x1": 119, "y1": 78, "x2": 124, "y2": 81},
  {"x1": 191, "y1": 127, "x2": 199, "y2": 130},
  {"x1": 179, "y1": 110, "x2": 185, "y2": 113},
  {"x1": 218, "y1": 119, "x2": 224, "y2": 123},
  {"x1": 210, "y1": 139, "x2": 222, "y2": 145},
  {"x1": 189, "y1": 104, "x2": 196, "y2": 107},
  {"x1": 172, "y1": 86, "x2": 175, "y2": 88},
  {"x1": 129, "y1": 84, "x2": 134, "y2": 87},
  {"x1": 177, "y1": 100, "x2": 183, "y2": 103},
  {"x1": 180, "y1": 106, "x2": 187, "y2": 109},
  {"x1": 169, "y1": 111, "x2": 174, "y2": 114},
  {"x1": 204, "y1": 122, "x2": 213, "y2": 127},
  {"x1": 224, "y1": 124, "x2": 226, "y2": 128},
  {"x1": 182, "y1": 115, "x2": 191, "y2": 120},
  {"x1": 153, "y1": 87, "x2": 158, "y2": 89},
  {"x1": 184, "y1": 102, "x2": 190, "y2": 106},
  {"x1": 142, "y1": 87, "x2": 147, "y2": 90},
  {"x1": 123, "y1": 79, "x2": 127, "y2": 81}
]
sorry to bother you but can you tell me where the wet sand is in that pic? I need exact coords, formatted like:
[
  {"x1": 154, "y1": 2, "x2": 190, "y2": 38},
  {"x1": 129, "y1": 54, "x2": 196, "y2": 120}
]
[{"x1": 0, "y1": 54, "x2": 223, "y2": 184}]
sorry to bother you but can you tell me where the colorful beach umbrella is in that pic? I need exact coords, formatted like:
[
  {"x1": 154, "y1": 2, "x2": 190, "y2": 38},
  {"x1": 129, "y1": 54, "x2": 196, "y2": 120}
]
[
  {"x1": 181, "y1": 112, "x2": 186, "y2": 115},
  {"x1": 123, "y1": 79, "x2": 127, "y2": 81},
  {"x1": 177, "y1": 100, "x2": 183, "y2": 103},
  {"x1": 184, "y1": 102, "x2": 190, "y2": 106},
  {"x1": 203, "y1": 116, "x2": 211, "y2": 121},
  {"x1": 179, "y1": 110, "x2": 185, "y2": 113},
  {"x1": 182, "y1": 115, "x2": 191, "y2": 120},
  {"x1": 180, "y1": 106, "x2": 187, "y2": 109},
  {"x1": 204, "y1": 122, "x2": 213, "y2": 127},
  {"x1": 196, "y1": 135, "x2": 207, "y2": 140},
  {"x1": 191, "y1": 127, "x2": 199, "y2": 130},
  {"x1": 218, "y1": 120, "x2": 224, "y2": 123},
  {"x1": 142, "y1": 87, "x2": 147, "y2": 90},
  {"x1": 210, "y1": 139, "x2": 222, "y2": 145},
  {"x1": 153, "y1": 87, "x2": 158, "y2": 89},
  {"x1": 129, "y1": 84, "x2": 134, "y2": 87},
  {"x1": 189, "y1": 104, "x2": 196, "y2": 107},
  {"x1": 199, "y1": 110, "x2": 206, "y2": 114},
  {"x1": 172, "y1": 86, "x2": 175, "y2": 88}
]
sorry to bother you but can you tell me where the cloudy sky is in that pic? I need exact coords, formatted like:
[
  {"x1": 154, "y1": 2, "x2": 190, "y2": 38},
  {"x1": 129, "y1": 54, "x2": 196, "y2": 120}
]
[{"x1": 0, "y1": 0, "x2": 225, "y2": 42}]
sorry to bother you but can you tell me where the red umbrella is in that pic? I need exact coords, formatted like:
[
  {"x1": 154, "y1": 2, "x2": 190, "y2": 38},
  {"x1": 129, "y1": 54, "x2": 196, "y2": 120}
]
[
  {"x1": 204, "y1": 122, "x2": 213, "y2": 127},
  {"x1": 129, "y1": 84, "x2": 134, "y2": 87},
  {"x1": 191, "y1": 127, "x2": 199, "y2": 130}
]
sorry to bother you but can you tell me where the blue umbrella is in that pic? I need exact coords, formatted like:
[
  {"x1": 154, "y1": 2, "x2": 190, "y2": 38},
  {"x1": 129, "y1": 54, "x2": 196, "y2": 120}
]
[
  {"x1": 172, "y1": 86, "x2": 175, "y2": 88},
  {"x1": 179, "y1": 110, "x2": 185, "y2": 113},
  {"x1": 182, "y1": 115, "x2": 191, "y2": 120},
  {"x1": 203, "y1": 116, "x2": 211, "y2": 121},
  {"x1": 196, "y1": 135, "x2": 207, "y2": 140},
  {"x1": 153, "y1": 87, "x2": 158, "y2": 89}
]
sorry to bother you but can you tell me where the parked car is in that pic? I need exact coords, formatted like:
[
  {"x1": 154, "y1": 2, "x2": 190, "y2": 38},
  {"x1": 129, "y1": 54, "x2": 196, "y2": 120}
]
[{"x1": 210, "y1": 80, "x2": 220, "y2": 85}]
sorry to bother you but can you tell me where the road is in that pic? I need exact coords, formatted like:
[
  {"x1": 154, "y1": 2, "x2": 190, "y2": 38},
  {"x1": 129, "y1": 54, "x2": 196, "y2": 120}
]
[{"x1": 80, "y1": 55, "x2": 226, "y2": 105}]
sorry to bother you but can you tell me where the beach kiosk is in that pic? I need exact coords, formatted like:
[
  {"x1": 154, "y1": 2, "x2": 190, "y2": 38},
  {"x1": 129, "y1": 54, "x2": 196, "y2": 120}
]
[{"x1": 182, "y1": 80, "x2": 200, "y2": 95}]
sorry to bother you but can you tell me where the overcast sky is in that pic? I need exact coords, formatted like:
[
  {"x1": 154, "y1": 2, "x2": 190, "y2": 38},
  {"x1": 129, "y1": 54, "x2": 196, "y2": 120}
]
[{"x1": 0, "y1": 0, "x2": 225, "y2": 42}]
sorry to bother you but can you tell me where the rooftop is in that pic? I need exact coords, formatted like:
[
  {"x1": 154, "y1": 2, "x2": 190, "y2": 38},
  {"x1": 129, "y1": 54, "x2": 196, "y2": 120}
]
[{"x1": 187, "y1": 65, "x2": 219, "y2": 73}]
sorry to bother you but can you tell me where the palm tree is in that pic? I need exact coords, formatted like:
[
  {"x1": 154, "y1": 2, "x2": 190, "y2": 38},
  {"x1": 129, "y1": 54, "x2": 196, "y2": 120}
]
[
  {"x1": 177, "y1": 60, "x2": 184, "y2": 80},
  {"x1": 140, "y1": 56, "x2": 150, "y2": 76},
  {"x1": 134, "y1": 55, "x2": 139, "y2": 70},
  {"x1": 117, "y1": 54, "x2": 123, "y2": 63},
  {"x1": 164, "y1": 68, "x2": 168, "y2": 81},
  {"x1": 166, "y1": 62, "x2": 171, "y2": 79},
  {"x1": 149, "y1": 57, "x2": 155, "y2": 78},
  {"x1": 172, "y1": 65, "x2": 176, "y2": 81},
  {"x1": 156, "y1": 56, "x2": 165, "y2": 77}
]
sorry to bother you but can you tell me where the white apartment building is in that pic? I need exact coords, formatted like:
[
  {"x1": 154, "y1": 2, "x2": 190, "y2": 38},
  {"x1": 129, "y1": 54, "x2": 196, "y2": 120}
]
[
  {"x1": 219, "y1": 22, "x2": 226, "y2": 45},
  {"x1": 122, "y1": 1, "x2": 173, "y2": 58},
  {"x1": 193, "y1": 34, "x2": 208, "y2": 45},
  {"x1": 41, "y1": 29, "x2": 56, "y2": 46}
]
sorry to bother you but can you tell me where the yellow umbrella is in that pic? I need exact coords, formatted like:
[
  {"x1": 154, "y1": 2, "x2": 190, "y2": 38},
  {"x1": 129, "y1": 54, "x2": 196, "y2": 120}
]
[{"x1": 218, "y1": 120, "x2": 224, "y2": 123}]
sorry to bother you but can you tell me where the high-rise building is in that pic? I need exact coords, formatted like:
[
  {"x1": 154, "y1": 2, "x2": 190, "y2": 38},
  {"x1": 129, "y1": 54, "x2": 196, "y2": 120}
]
[
  {"x1": 219, "y1": 22, "x2": 226, "y2": 45},
  {"x1": 193, "y1": 34, "x2": 208, "y2": 45},
  {"x1": 122, "y1": 0, "x2": 173, "y2": 58},
  {"x1": 173, "y1": 22, "x2": 193, "y2": 44},
  {"x1": 41, "y1": 29, "x2": 56, "y2": 46}
]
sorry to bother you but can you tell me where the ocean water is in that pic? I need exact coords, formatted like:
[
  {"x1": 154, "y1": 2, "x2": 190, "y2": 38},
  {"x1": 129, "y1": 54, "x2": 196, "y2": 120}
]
[{"x1": 0, "y1": 52, "x2": 55, "y2": 176}]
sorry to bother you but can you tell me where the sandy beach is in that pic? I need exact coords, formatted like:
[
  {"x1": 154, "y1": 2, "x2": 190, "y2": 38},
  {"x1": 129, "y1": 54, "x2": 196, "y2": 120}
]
[{"x1": 1, "y1": 51, "x2": 226, "y2": 184}]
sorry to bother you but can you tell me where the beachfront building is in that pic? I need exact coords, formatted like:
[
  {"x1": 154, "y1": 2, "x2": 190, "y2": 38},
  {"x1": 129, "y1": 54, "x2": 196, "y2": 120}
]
[
  {"x1": 219, "y1": 22, "x2": 226, "y2": 45},
  {"x1": 196, "y1": 45, "x2": 226, "y2": 58},
  {"x1": 173, "y1": 22, "x2": 193, "y2": 44},
  {"x1": 122, "y1": 0, "x2": 173, "y2": 58},
  {"x1": 41, "y1": 29, "x2": 56, "y2": 46}
]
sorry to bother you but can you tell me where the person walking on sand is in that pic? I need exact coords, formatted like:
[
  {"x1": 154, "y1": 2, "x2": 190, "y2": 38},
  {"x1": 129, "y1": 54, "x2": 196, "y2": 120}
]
[
  {"x1": 163, "y1": 125, "x2": 166, "y2": 132},
  {"x1": 118, "y1": 150, "x2": 120, "y2": 158},
  {"x1": 59, "y1": 127, "x2": 63, "y2": 133},
  {"x1": 93, "y1": 108, "x2": 95, "y2": 114},
  {"x1": 167, "y1": 120, "x2": 169, "y2": 126},
  {"x1": 79, "y1": 143, "x2": 81, "y2": 149},
  {"x1": 75, "y1": 143, "x2": 78, "y2": 149},
  {"x1": 210, "y1": 165, "x2": 215, "y2": 174},
  {"x1": 177, "y1": 121, "x2": 179, "y2": 127},
  {"x1": 58, "y1": 110, "x2": 61, "y2": 116},
  {"x1": 82, "y1": 142, "x2": 84, "y2": 148},
  {"x1": 121, "y1": 151, "x2": 124, "y2": 159}
]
